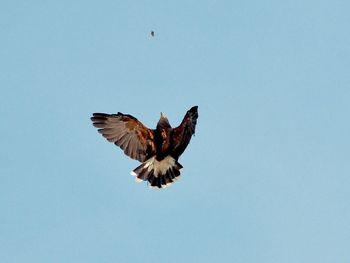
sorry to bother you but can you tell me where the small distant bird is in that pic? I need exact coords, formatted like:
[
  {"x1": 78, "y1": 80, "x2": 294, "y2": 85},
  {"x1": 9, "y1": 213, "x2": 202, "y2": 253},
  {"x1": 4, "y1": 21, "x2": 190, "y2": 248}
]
[
  {"x1": 91, "y1": 106, "x2": 198, "y2": 188},
  {"x1": 151, "y1": 31, "x2": 155, "y2": 37}
]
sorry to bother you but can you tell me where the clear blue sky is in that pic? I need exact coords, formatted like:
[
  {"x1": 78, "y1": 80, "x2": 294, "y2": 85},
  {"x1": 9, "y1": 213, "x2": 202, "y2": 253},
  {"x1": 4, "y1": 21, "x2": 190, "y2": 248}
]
[{"x1": 1, "y1": 0, "x2": 349, "y2": 262}]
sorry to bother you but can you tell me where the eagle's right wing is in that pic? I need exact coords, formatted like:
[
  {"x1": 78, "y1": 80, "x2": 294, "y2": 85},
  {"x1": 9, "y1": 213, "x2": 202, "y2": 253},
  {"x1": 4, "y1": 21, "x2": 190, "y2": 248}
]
[
  {"x1": 171, "y1": 106, "x2": 198, "y2": 159},
  {"x1": 91, "y1": 113, "x2": 156, "y2": 162}
]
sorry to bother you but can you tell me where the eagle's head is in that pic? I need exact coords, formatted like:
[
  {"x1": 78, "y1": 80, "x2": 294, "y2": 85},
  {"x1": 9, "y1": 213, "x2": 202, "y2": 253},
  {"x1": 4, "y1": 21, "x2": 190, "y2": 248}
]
[{"x1": 157, "y1": 112, "x2": 171, "y2": 129}]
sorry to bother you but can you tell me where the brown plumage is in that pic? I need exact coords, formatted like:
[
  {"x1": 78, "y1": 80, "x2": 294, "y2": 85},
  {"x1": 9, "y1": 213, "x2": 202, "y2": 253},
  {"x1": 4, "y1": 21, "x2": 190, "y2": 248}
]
[{"x1": 91, "y1": 106, "x2": 198, "y2": 188}]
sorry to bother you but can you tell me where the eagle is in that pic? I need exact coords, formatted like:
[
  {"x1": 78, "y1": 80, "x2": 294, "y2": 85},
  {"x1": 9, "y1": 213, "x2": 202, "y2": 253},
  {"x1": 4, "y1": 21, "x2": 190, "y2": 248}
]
[{"x1": 91, "y1": 106, "x2": 198, "y2": 188}]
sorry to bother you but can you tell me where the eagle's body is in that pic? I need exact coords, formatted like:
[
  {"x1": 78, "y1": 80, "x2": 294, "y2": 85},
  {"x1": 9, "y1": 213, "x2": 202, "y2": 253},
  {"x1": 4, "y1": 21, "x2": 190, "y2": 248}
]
[{"x1": 91, "y1": 106, "x2": 198, "y2": 188}]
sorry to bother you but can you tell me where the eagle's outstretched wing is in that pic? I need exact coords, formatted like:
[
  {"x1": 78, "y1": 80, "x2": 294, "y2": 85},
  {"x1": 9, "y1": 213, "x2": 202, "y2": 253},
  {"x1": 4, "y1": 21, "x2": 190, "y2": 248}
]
[
  {"x1": 171, "y1": 106, "x2": 198, "y2": 159},
  {"x1": 91, "y1": 113, "x2": 156, "y2": 162}
]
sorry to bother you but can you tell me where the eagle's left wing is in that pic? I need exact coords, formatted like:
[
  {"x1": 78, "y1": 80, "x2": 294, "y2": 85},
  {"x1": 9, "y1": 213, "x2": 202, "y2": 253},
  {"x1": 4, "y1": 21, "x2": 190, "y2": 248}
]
[{"x1": 91, "y1": 113, "x2": 156, "y2": 162}]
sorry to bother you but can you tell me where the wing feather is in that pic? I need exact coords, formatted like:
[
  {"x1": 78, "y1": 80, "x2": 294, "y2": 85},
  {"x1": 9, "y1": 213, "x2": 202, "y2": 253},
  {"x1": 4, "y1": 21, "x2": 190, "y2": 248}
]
[
  {"x1": 91, "y1": 112, "x2": 155, "y2": 162},
  {"x1": 171, "y1": 106, "x2": 198, "y2": 159}
]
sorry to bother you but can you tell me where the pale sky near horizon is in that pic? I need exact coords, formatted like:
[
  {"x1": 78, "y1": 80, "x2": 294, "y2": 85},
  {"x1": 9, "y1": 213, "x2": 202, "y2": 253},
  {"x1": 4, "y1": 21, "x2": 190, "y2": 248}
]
[{"x1": 1, "y1": 0, "x2": 350, "y2": 262}]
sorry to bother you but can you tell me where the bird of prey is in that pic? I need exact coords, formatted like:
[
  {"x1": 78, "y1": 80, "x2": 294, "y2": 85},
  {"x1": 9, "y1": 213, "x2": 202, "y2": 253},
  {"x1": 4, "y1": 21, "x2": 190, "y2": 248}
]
[
  {"x1": 151, "y1": 31, "x2": 155, "y2": 37},
  {"x1": 91, "y1": 106, "x2": 198, "y2": 188}
]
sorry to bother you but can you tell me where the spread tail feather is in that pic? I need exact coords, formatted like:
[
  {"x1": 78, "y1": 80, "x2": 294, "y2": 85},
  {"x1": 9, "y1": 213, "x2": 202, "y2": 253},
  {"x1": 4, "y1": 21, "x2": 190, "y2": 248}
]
[{"x1": 130, "y1": 156, "x2": 183, "y2": 188}]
